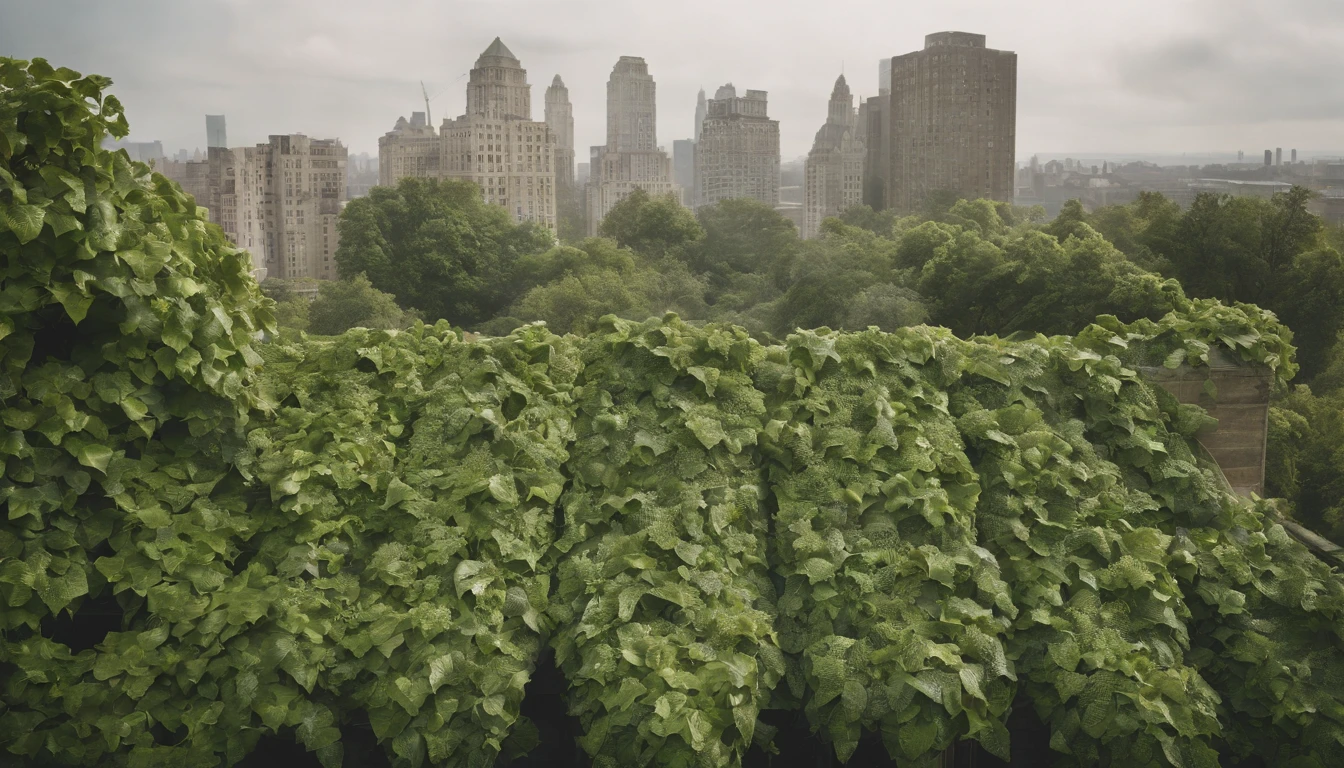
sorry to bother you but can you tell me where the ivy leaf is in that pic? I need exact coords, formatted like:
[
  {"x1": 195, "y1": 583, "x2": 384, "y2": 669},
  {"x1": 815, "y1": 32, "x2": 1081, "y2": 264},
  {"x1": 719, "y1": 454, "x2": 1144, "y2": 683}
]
[{"x1": 1, "y1": 201, "x2": 45, "y2": 243}]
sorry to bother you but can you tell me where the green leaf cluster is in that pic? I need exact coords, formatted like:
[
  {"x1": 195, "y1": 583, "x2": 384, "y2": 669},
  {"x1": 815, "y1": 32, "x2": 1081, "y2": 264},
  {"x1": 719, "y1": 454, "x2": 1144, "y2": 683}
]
[{"x1": 550, "y1": 316, "x2": 783, "y2": 768}]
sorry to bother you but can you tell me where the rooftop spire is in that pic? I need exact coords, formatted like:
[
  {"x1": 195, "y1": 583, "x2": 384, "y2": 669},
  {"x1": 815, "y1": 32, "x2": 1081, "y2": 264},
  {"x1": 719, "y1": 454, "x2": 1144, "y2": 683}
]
[{"x1": 480, "y1": 37, "x2": 516, "y2": 60}]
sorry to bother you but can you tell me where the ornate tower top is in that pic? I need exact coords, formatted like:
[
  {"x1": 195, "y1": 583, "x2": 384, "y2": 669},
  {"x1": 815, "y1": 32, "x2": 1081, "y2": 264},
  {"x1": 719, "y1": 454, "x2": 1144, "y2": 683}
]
[{"x1": 466, "y1": 38, "x2": 531, "y2": 120}]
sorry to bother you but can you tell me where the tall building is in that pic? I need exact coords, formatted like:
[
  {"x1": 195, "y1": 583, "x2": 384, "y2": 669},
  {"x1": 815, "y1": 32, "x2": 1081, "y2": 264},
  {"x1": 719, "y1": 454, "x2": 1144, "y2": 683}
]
[
  {"x1": 585, "y1": 56, "x2": 679, "y2": 234},
  {"x1": 165, "y1": 135, "x2": 348, "y2": 281},
  {"x1": 695, "y1": 84, "x2": 780, "y2": 209},
  {"x1": 545, "y1": 75, "x2": 575, "y2": 189},
  {"x1": 803, "y1": 74, "x2": 865, "y2": 238},
  {"x1": 378, "y1": 111, "x2": 439, "y2": 184},
  {"x1": 673, "y1": 139, "x2": 696, "y2": 207},
  {"x1": 862, "y1": 95, "x2": 885, "y2": 209},
  {"x1": 694, "y1": 88, "x2": 707, "y2": 143},
  {"x1": 206, "y1": 115, "x2": 227, "y2": 148},
  {"x1": 234, "y1": 135, "x2": 347, "y2": 280},
  {"x1": 884, "y1": 32, "x2": 1017, "y2": 213},
  {"x1": 377, "y1": 38, "x2": 558, "y2": 230}
]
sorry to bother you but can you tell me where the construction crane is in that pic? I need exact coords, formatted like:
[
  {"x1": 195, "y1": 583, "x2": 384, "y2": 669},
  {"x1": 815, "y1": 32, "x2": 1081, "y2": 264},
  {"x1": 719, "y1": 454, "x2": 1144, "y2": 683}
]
[{"x1": 420, "y1": 81, "x2": 432, "y2": 128}]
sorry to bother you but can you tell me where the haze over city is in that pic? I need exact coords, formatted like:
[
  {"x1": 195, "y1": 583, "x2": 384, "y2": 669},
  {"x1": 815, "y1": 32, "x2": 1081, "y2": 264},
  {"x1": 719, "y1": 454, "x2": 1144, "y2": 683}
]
[{"x1": 3, "y1": 0, "x2": 1343, "y2": 159}]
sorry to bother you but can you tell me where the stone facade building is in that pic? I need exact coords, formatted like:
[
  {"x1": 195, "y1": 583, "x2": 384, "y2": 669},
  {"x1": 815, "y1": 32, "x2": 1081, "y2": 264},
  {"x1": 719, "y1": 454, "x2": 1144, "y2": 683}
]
[
  {"x1": 545, "y1": 75, "x2": 575, "y2": 189},
  {"x1": 695, "y1": 84, "x2": 779, "y2": 209},
  {"x1": 803, "y1": 74, "x2": 865, "y2": 238},
  {"x1": 883, "y1": 32, "x2": 1017, "y2": 213},
  {"x1": 585, "y1": 56, "x2": 679, "y2": 234},
  {"x1": 157, "y1": 134, "x2": 347, "y2": 281},
  {"x1": 378, "y1": 112, "x2": 439, "y2": 185},
  {"x1": 225, "y1": 135, "x2": 347, "y2": 280},
  {"x1": 377, "y1": 38, "x2": 558, "y2": 230}
]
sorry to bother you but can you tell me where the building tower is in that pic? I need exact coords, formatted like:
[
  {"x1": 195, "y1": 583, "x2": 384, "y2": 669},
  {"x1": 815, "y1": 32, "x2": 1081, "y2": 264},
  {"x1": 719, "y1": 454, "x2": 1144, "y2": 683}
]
[
  {"x1": 546, "y1": 75, "x2": 576, "y2": 189},
  {"x1": 379, "y1": 38, "x2": 558, "y2": 230},
  {"x1": 466, "y1": 37, "x2": 532, "y2": 120},
  {"x1": 607, "y1": 57, "x2": 657, "y2": 152},
  {"x1": 694, "y1": 83, "x2": 780, "y2": 209},
  {"x1": 694, "y1": 88, "x2": 708, "y2": 143},
  {"x1": 206, "y1": 115, "x2": 227, "y2": 148},
  {"x1": 803, "y1": 74, "x2": 865, "y2": 238},
  {"x1": 884, "y1": 32, "x2": 1017, "y2": 213},
  {"x1": 585, "y1": 56, "x2": 679, "y2": 234}
]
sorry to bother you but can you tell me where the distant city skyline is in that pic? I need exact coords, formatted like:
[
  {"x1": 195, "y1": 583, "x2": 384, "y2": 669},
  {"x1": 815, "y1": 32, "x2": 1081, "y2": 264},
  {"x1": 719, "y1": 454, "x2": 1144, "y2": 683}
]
[{"x1": 4, "y1": 0, "x2": 1344, "y2": 160}]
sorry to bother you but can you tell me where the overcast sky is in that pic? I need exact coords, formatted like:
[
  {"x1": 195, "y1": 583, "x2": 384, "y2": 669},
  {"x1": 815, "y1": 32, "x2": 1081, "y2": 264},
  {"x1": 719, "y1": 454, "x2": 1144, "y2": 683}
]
[{"x1": 4, "y1": 0, "x2": 1343, "y2": 161}]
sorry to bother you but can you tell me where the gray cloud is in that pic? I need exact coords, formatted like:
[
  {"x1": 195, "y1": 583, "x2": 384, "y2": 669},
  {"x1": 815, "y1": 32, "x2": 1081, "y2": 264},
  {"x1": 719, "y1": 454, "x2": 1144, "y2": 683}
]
[{"x1": 3, "y1": 0, "x2": 1343, "y2": 159}]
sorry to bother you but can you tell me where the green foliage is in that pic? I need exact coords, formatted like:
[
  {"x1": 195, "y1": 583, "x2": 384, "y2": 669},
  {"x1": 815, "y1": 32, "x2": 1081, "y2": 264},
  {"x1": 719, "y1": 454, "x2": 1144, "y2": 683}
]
[
  {"x1": 335, "y1": 177, "x2": 553, "y2": 327},
  {"x1": 504, "y1": 239, "x2": 708, "y2": 336},
  {"x1": 760, "y1": 326, "x2": 1014, "y2": 764},
  {"x1": 550, "y1": 316, "x2": 783, "y2": 768},
  {"x1": 1089, "y1": 187, "x2": 1344, "y2": 378},
  {"x1": 263, "y1": 279, "x2": 314, "y2": 334},
  {"x1": 306, "y1": 273, "x2": 417, "y2": 336},
  {"x1": 0, "y1": 55, "x2": 273, "y2": 763},
  {"x1": 597, "y1": 188, "x2": 703, "y2": 258},
  {"x1": 247, "y1": 323, "x2": 578, "y2": 768}
]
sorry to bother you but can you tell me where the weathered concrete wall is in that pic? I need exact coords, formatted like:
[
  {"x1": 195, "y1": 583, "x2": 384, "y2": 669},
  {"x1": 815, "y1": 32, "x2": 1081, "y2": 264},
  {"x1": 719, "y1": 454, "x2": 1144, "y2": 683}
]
[{"x1": 1140, "y1": 352, "x2": 1272, "y2": 497}]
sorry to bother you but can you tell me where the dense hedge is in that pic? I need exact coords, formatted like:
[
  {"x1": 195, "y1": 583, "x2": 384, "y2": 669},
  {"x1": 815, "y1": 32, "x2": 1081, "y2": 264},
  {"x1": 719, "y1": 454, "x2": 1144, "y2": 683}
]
[{"x1": 4, "y1": 57, "x2": 1344, "y2": 768}]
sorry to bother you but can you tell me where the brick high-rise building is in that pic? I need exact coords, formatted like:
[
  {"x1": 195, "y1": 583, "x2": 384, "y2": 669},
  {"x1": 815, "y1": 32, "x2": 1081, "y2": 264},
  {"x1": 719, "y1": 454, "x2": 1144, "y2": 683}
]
[
  {"x1": 378, "y1": 38, "x2": 558, "y2": 231},
  {"x1": 586, "y1": 56, "x2": 679, "y2": 234},
  {"x1": 803, "y1": 74, "x2": 865, "y2": 238},
  {"x1": 884, "y1": 32, "x2": 1017, "y2": 213},
  {"x1": 694, "y1": 84, "x2": 780, "y2": 209},
  {"x1": 545, "y1": 75, "x2": 575, "y2": 189}
]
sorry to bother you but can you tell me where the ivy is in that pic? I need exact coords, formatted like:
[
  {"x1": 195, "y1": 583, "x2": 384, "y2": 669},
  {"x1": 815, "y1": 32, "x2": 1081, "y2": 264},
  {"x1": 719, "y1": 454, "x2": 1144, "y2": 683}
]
[{"x1": 550, "y1": 316, "x2": 782, "y2": 768}]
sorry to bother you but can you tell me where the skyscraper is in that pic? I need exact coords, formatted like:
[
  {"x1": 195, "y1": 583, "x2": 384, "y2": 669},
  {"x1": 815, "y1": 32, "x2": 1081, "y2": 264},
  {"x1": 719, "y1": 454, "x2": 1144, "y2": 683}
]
[
  {"x1": 378, "y1": 38, "x2": 558, "y2": 230},
  {"x1": 673, "y1": 139, "x2": 695, "y2": 207},
  {"x1": 193, "y1": 135, "x2": 348, "y2": 281},
  {"x1": 694, "y1": 88, "x2": 707, "y2": 143},
  {"x1": 545, "y1": 75, "x2": 575, "y2": 189},
  {"x1": 803, "y1": 74, "x2": 865, "y2": 238},
  {"x1": 206, "y1": 115, "x2": 227, "y2": 148},
  {"x1": 694, "y1": 84, "x2": 780, "y2": 209},
  {"x1": 884, "y1": 32, "x2": 1017, "y2": 213},
  {"x1": 585, "y1": 56, "x2": 679, "y2": 234}
]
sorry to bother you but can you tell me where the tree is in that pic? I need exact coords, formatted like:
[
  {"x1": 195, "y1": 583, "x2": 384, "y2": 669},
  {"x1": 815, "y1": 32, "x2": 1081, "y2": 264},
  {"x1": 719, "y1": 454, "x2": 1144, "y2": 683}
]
[
  {"x1": 597, "y1": 188, "x2": 703, "y2": 257},
  {"x1": 335, "y1": 177, "x2": 553, "y2": 327},
  {"x1": 307, "y1": 273, "x2": 416, "y2": 336},
  {"x1": 686, "y1": 198, "x2": 798, "y2": 279},
  {"x1": 837, "y1": 204, "x2": 898, "y2": 236},
  {"x1": 261, "y1": 279, "x2": 314, "y2": 333},
  {"x1": 1088, "y1": 188, "x2": 1344, "y2": 377}
]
